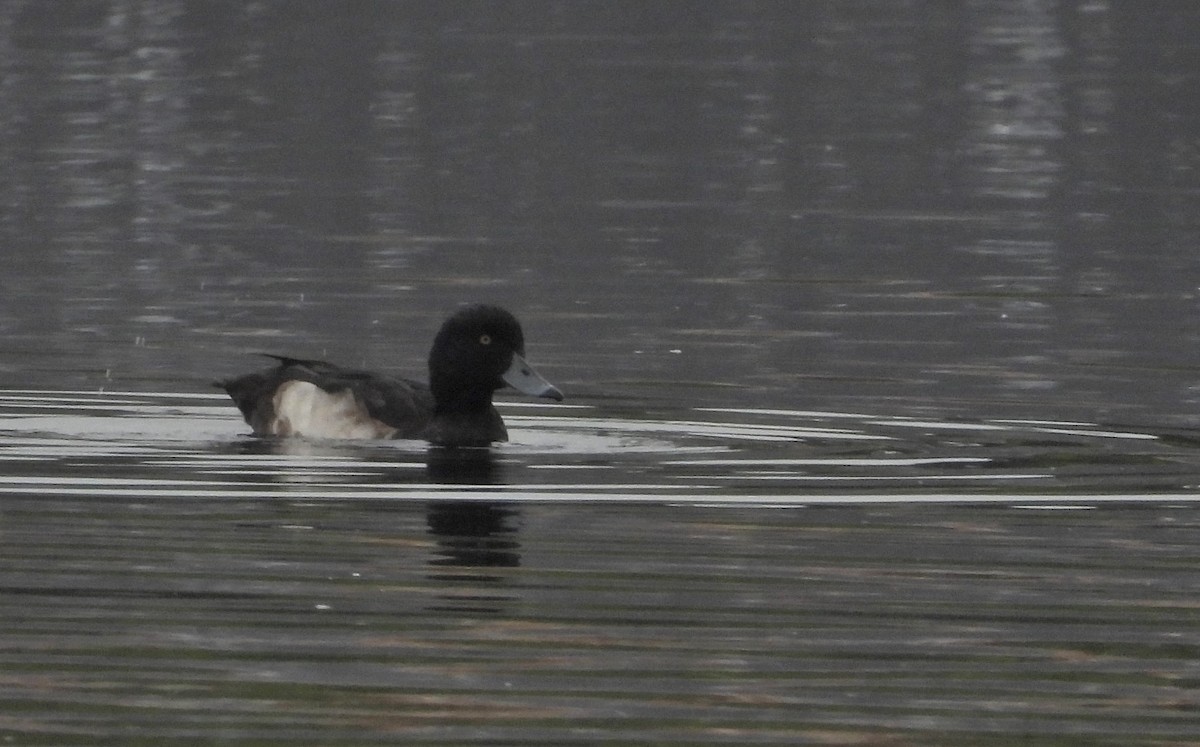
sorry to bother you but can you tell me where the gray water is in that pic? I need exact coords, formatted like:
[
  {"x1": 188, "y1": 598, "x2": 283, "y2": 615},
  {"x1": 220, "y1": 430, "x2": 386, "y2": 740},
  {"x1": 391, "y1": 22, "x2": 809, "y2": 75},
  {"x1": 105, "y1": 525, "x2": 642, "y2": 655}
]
[{"x1": 2, "y1": 2, "x2": 1200, "y2": 744}]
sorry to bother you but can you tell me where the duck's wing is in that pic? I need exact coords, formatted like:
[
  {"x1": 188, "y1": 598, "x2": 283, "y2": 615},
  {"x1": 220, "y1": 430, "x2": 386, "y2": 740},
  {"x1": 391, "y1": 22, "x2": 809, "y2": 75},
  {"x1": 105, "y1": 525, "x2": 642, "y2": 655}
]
[
  {"x1": 319, "y1": 367, "x2": 435, "y2": 437},
  {"x1": 216, "y1": 356, "x2": 433, "y2": 439}
]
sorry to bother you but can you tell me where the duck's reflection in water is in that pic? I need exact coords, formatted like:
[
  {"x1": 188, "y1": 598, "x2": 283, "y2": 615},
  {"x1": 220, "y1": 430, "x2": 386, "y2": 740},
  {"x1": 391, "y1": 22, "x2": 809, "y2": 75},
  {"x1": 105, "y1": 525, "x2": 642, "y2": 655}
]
[
  {"x1": 426, "y1": 501, "x2": 520, "y2": 569},
  {"x1": 423, "y1": 447, "x2": 521, "y2": 614}
]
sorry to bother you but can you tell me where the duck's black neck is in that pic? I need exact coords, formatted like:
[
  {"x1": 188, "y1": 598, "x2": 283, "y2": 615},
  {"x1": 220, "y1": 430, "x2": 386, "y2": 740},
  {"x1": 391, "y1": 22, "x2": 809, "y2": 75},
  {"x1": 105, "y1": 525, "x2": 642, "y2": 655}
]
[
  {"x1": 431, "y1": 378, "x2": 495, "y2": 416},
  {"x1": 425, "y1": 400, "x2": 507, "y2": 446}
]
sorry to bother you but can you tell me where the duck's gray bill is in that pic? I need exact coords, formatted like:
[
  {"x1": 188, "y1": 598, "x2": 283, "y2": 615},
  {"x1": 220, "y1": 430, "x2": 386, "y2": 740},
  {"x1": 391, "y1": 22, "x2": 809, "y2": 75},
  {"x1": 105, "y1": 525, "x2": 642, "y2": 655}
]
[{"x1": 502, "y1": 353, "x2": 563, "y2": 401}]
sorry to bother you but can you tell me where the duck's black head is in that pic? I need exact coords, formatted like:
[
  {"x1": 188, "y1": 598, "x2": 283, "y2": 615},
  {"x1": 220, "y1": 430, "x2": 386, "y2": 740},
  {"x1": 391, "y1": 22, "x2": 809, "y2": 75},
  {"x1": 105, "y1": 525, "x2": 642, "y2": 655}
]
[{"x1": 427, "y1": 305, "x2": 561, "y2": 413}]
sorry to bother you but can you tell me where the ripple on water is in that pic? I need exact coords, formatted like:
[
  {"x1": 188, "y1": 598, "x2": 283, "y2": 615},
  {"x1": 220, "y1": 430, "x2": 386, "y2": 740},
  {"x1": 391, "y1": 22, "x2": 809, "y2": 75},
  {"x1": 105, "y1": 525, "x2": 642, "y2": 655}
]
[
  {"x1": 3, "y1": 391, "x2": 1200, "y2": 745},
  {"x1": 0, "y1": 390, "x2": 1198, "y2": 506}
]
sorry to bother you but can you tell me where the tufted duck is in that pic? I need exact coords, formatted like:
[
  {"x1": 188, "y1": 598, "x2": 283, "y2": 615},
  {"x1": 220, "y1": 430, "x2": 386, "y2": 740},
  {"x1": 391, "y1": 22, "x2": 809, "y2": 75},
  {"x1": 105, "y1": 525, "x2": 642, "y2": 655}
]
[{"x1": 215, "y1": 304, "x2": 562, "y2": 446}]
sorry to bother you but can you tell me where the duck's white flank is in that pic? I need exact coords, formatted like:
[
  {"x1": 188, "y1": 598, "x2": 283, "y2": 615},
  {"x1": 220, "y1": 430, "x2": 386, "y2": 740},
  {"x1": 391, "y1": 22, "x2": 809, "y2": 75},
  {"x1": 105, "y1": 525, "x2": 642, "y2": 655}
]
[{"x1": 270, "y1": 381, "x2": 397, "y2": 439}]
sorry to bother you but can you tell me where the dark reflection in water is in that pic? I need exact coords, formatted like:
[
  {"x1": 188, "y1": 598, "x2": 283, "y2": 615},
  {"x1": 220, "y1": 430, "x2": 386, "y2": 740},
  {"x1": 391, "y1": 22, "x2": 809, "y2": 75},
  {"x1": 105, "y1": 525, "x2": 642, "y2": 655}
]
[
  {"x1": 424, "y1": 499, "x2": 520, "y2": 615},
  {"x1": 424, "y1": 447, "x2": 522, "y2": 575},
  {"x1": 424, "y1": 445, "x2": 507, "y2": 486},
  {"x1": 426, "y1": 502, "x2": 520, "y2": 569}
]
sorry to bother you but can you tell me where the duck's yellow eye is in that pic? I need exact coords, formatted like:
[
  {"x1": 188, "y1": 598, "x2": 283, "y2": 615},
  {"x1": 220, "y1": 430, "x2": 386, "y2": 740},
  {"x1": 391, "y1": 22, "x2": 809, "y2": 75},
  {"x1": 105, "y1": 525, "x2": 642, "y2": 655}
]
[{"x1": 479, "y1": 334, "x2": 492, "y2": 345}]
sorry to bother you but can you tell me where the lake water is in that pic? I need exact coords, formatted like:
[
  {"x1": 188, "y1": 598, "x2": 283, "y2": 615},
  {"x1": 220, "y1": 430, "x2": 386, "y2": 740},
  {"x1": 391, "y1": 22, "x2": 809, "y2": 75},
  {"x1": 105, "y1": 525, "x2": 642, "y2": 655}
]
[{"x1": 2, "y1": 2, "x2": 1200, "y2": 744}]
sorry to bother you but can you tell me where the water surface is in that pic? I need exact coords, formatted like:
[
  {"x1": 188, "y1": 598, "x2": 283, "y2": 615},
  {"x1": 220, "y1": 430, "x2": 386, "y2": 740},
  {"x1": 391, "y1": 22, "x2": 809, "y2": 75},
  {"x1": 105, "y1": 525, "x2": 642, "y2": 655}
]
[
  {"x1": 2, "y1": 2, "x2": 1200, "y2": 744},
  {"x1": 4, "y1": 392, "x2": 1200, "y2": 743}
]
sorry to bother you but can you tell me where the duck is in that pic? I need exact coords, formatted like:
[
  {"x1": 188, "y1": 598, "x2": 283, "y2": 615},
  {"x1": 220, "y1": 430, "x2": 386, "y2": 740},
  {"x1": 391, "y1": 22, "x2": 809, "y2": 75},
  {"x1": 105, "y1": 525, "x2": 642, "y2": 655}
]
[{"x1": 215, "y1": 304, "x2": 562, "y2": 446}]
